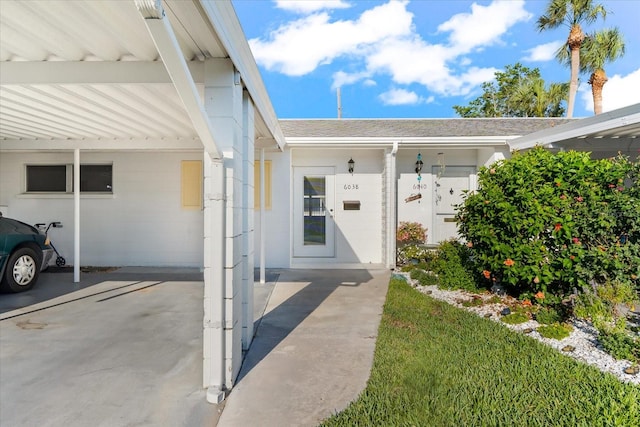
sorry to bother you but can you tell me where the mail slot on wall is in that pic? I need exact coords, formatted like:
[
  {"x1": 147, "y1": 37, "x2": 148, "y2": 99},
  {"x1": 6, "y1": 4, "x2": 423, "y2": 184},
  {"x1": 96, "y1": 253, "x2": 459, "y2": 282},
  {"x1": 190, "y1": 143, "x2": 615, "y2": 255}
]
[
  {"x1": 444, "y1": 217, "x2": 456, "y2": 223},
  {"x1": 343, "y1": 200, "x2": 361, "y2": 210}
]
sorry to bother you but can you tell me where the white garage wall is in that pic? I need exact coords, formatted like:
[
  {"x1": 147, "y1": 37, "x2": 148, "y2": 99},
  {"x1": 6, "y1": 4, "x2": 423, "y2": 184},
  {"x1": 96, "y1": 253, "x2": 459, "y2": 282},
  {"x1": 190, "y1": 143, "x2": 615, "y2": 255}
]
[
  {"x1": 253, "y1": 150, "x2": 290, "y2": 268},
  {"x1": 0, "y1": 151, "x2": 204, "y2": 267}
]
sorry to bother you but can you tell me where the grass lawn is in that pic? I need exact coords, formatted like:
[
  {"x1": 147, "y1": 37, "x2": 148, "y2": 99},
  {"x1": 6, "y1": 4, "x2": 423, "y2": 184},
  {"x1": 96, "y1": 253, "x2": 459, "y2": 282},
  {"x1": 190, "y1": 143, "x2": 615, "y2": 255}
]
[{"x1": 321, "y1": 278, "x2": 640, "y2": 427}]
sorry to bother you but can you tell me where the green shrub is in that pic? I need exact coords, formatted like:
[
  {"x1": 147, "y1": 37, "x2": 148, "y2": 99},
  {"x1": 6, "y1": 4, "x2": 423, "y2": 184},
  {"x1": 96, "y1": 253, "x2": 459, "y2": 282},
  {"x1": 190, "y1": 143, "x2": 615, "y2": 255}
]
[
  {"x1": 397, "y1": 221, "x2": 427, "y2": 246},
  {"x1": 456, "y1": 147, "x2": 640, "y2": 297},
  {"x1": 501, "y1": 312, "x2": 529, "y2": 324},
  {"x1": 410, "y1": 269, "x2": 438, "y2": 287},
  {"x1": 575, "y1": 280, "x2": 637, "y2": 326},
  {"x1": 598, "y1": 329, "x2": 640, "y2": 362},
  {"x1": 535, "y1": 307, "x2": 564, "y2": 325},
  {"x1": 397, "y1": 244, "x2": 430, "y2": 266},
  {"x1": 538, "y1": 323, "x2": 573, "y2": 340},
  {"x1": 396, "y1": 222, "x2": 430, "y2": 266},
  {"x1": 430, "y1": 240, "x2": 480, "y2": 292}
]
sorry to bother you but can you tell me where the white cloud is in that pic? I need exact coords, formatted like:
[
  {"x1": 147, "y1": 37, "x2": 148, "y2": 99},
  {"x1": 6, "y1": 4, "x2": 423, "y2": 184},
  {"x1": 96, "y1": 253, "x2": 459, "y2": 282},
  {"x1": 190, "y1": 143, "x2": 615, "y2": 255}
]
[
  {"x1": 332, "y1": 70, "x2": 371, "y2": 90},
  {"x1": 249, "y1": 1, "x2": 413, "y2": 76},
  {"x1": 437, "y1": 0, "x2": 531, "y2": 54},
  {"x1": 275, "y1": 0, "x2": 351, "y2": 14},
  {"x1": 250, "y1": 0, "x2": 531, "y2": 101},
  {"x1": 523, "y1": 40, "x2": 564, "y2": 62},
  {"x1": 580, "y1": 68, "x2": 640, "y2": 113},
  {"x1": 365, "y1": 37, "x2": 498, "y2": 96},
  {"x1": 379, "y1": 88, "x2": 423, "y2": 105}
]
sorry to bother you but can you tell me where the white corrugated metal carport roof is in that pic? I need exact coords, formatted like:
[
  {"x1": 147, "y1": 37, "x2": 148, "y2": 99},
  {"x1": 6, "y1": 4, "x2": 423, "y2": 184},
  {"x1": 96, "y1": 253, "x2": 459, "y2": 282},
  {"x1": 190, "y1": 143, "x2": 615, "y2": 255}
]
[
  {"x1": 0, "y1": 0, "x2": 284, "y2": 151},
  {"x1": 509, "y1": 103, "x2": 640, "y2": 156}
]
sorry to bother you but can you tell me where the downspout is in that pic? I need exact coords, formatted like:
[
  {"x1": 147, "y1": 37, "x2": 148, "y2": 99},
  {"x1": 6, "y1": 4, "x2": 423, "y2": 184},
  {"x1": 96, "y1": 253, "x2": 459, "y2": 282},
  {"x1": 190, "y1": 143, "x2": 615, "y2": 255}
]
[
  {"x1": 389, "y1": 141, "x2": 398, "y2": 269},
  {"x1": 135, "y1": 0, "x2": 226, "y2": 401}
]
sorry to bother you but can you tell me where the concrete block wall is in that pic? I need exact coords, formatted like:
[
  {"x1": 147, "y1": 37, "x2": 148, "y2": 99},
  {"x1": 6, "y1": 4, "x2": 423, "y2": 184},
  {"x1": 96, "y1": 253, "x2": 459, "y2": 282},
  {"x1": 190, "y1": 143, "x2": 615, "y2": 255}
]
[{"x1": 202, "y1": 57, "x2": 249, "y2": 391}]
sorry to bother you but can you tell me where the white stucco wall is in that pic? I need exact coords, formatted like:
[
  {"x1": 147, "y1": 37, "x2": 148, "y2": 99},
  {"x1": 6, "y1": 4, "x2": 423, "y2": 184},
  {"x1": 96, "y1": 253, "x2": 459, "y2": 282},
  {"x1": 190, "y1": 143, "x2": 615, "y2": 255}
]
[
  {"x1": 0, "y1": 150, "x2": 204, "y2": 267},
  {"x1": 396, "y1": 149, "x2": 478, "y2": 245},
  {"x1": 288, "y1": 148, "x2": 385, "y2": 267}
]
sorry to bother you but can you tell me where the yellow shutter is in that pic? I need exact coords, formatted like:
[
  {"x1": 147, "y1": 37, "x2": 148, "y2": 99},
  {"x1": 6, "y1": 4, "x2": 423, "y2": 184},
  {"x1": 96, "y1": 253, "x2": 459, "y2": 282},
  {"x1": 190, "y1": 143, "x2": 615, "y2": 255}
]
[
  {"x1": 254, "y1": 160, "x2": 272, "y2": 210},
  {"x1": 181, "y1": 160, "x2": 203, "y2": 210}
]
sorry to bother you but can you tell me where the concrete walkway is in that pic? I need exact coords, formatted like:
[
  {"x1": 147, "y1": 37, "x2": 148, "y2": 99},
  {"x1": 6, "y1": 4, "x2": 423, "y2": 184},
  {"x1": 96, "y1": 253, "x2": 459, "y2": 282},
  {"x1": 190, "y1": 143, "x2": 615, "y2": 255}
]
[{"x1": 218, "y1": 268, "x2": 390, "y2": 427}]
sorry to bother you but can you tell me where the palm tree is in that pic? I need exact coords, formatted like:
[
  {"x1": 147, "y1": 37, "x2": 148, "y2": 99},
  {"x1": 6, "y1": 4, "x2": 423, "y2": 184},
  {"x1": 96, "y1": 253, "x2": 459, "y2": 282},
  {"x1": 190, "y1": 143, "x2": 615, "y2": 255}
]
[
  {"x1": 537, "y1": 0, "x2": 607, "y2": 118},
  {"x1": 580, "y1": 28, "x2": 625, "y2": 115},
  {"x1": 510, "y1": 77, "x2": 568, "y2": 117}
]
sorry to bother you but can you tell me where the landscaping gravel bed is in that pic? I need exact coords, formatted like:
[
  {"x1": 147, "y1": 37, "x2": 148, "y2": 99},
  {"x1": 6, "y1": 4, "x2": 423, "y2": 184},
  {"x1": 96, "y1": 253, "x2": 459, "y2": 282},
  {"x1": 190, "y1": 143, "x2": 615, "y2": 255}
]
[{"x1": 397, "y1": 273, "x2": 640, "y2": 385}]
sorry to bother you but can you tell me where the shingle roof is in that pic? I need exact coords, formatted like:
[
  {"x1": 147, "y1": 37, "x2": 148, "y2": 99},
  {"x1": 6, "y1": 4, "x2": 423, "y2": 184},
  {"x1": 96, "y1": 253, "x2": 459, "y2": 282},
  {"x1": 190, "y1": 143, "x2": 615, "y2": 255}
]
[{"x1": 279, "y1": 118, "x2": 575, "y2": 138}]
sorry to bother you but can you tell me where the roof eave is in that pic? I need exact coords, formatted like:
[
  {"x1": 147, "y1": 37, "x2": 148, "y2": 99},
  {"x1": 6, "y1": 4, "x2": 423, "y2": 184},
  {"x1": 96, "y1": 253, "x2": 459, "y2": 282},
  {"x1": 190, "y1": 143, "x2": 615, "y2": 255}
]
[
  {"x1": 285, "y1": 136, "x2": 515, "y2": 149},
  {"x1": 198, "y1": 0, "x2": 285, "y2": 151},
  {"x1": 509, "y1": 103, "x2": 640, "y2": 151}
]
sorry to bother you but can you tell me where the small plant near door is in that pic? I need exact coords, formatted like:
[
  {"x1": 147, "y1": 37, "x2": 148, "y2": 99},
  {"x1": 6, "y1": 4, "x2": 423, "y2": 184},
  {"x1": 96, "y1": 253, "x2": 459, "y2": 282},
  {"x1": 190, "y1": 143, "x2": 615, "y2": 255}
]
[
  {"x1": 397, "y1": 221, "x2": 427, "y2": 246},
  {"x1": 396, "y1": 222, "x2": 428, "y2": 266}
]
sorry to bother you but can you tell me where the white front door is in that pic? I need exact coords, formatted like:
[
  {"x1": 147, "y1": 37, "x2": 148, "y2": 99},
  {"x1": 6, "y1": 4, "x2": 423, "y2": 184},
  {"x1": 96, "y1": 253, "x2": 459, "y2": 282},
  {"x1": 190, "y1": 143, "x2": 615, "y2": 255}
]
[
  {"x1": 293, "y1": 167, "x2": 335, "y2": 257},
  {"x1": 433, "y1": 166, "x2": 475, "y2": 242}
]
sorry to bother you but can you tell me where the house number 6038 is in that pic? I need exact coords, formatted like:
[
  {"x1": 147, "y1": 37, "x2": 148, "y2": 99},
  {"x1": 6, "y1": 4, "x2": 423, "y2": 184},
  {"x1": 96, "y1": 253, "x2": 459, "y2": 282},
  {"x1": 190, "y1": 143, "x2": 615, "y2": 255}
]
[{"x1": 344, "y1": 184, "x2": 359, "y2": 190}]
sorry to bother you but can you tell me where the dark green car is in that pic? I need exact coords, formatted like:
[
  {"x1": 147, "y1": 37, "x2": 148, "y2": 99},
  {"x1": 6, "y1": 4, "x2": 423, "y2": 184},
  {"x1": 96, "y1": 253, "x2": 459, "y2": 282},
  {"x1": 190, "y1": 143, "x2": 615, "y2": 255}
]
[{"x1": 0, "y1": 215, "x2": 54, "y2": 293}]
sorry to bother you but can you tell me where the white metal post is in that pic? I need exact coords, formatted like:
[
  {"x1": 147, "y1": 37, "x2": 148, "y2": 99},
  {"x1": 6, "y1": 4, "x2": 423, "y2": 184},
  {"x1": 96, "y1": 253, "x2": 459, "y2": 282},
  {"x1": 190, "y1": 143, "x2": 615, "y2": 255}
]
[
  {"x1": 259, "y1": 148, "x2": 266, "y2": 284},
  {"x1": 74, "y1": 148, "x2": 80, "y2": 283}
]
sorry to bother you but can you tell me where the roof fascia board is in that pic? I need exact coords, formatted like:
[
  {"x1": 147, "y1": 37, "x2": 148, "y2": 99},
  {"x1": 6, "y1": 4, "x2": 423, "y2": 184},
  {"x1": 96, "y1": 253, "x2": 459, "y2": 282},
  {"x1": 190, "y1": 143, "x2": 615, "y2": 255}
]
[
  {"x1": 510, "y1": 103, "x2": 640, "y2": 150},
  {"x1": 0, "y1": 138, "x2": 203, "y2": 151},
  {"x1": 285, "y1": 136, "x2": 513, "y2": 149},
  {"x1": 0, "y1": 61, "x2": 203, "y2": 85},
  {"x1": 197, "y1": 0, "x2": 285, "y2": 151},
  {"x1": 136, "y1": 0, "x2": 221, "y2": 159}
]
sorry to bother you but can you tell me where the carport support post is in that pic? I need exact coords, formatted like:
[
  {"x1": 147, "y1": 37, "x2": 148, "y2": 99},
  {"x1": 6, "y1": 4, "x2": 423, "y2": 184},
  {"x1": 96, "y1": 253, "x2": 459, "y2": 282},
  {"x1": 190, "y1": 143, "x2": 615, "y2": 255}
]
[
  {"x1": 74, "y1": 148, "x2": 80, "y2": 283},
  {"x1": 259, "y1": 148, "x2": 265, "y2": 284},
  {"x1": 203, "y1": 154, "x2": 226, "y2": 403},
  {"x1": 241, "y1": 92, "x2": 255, "y2": 350}
]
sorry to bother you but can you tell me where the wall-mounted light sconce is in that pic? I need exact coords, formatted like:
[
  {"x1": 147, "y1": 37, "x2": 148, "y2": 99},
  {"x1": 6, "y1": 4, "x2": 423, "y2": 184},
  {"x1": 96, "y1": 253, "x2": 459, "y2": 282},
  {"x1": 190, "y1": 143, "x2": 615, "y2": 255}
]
[
  {"x1": 415, "y1": 153, "x2": 423, "y2": 174},
  {"x1": 348, "y1": 158, "x2": 355, "y2": 174}
]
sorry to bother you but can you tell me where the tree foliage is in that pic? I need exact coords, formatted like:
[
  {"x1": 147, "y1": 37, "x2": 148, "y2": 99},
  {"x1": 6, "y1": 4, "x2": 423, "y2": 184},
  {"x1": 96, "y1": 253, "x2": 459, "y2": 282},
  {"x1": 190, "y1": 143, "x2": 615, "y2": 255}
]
[
  {"x1": 452, "y1": 63, "x2": 567, "y2": 118},
  {"x1": 580, "y1": 27, "x2": 626, "y2": 115},
  {"x1": 537, "y1": 0, "x2": 608, "y2": 118},
  {"x1": 456, "y1": 147, "x2": 640, "y2": 297}
]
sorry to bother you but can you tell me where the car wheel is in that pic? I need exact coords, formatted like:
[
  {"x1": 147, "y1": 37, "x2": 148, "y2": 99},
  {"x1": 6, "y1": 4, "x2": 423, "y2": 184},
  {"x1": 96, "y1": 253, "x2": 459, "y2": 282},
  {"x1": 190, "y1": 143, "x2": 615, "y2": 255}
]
[{"x1": 1, "y1": 247, "x2": 41, "y2": 293}]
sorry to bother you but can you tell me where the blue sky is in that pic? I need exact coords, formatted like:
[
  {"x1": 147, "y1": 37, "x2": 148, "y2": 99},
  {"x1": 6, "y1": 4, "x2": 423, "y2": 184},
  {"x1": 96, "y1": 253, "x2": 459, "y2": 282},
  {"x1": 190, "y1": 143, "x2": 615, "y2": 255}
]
[{"x1": 232, "y1": 0, "x2": 640, "y2": 119}]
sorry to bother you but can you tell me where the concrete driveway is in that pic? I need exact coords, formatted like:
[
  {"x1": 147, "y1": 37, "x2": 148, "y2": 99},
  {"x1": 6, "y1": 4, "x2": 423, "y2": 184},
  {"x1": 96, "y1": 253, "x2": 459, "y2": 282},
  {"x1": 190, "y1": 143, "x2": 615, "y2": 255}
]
[
  {"x1": 0, "y1": 268, "x2": 222, "y2": 427},
  {"x1": 1, "y1": 267, "x2": 390, "y2": 427}
]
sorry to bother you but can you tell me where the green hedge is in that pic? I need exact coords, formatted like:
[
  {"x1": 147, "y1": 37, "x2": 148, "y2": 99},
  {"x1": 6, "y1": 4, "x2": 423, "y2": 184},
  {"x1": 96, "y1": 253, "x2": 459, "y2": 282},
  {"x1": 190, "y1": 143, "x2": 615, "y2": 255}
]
[{"x1": 456, "y1": 147, "x2": 640, "y2": 297}]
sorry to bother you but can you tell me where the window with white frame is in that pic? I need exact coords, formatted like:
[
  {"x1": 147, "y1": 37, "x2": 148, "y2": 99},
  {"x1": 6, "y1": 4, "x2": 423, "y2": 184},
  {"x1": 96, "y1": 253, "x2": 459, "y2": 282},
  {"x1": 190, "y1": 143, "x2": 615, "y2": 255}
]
[{"x1": 26, "y1": 164, "x2": 113, "y2": 193}]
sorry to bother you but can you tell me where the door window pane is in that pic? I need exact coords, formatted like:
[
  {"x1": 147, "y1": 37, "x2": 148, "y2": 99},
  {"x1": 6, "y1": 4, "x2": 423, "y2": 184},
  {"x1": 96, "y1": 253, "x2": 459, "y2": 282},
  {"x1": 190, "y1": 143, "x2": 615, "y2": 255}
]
[
  {"x1": 26, "y1": 165, "x2": 66, "y2": 192},
  {"x1": 303, "y1": 176, "x2": 326, "y2": 245}
]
